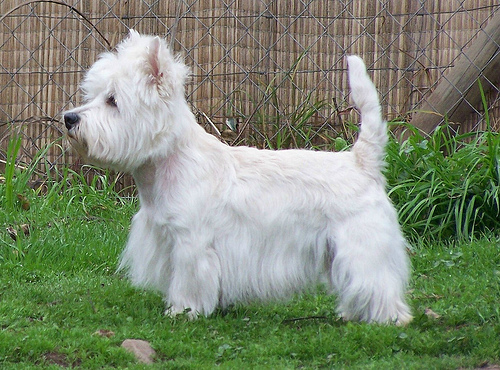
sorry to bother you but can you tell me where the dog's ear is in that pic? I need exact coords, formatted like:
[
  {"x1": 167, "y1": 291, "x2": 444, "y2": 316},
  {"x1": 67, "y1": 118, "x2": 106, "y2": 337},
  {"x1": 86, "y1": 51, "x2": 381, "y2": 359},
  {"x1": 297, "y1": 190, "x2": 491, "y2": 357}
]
[
  {"x1": 147, "y1": 36, "x2": 163, "y2": 82},
  {"x1": 145, "y1": 36, "x2": 189, "y2": 98}
]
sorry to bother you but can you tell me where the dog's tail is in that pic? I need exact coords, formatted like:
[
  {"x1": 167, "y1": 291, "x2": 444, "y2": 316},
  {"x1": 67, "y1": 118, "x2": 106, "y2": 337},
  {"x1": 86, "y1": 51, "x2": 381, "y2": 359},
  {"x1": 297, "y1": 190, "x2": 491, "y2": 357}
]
[{"x1": 347, "y1": 56, "x2": 387, "y2": 176}]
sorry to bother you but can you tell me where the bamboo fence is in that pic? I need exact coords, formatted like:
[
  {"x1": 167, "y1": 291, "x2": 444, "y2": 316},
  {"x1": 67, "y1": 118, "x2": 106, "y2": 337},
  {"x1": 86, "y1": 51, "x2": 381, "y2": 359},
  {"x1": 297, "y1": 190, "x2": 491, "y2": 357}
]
[{"x1": 1, "y1": 0, "x2": 499, "y2": 191}]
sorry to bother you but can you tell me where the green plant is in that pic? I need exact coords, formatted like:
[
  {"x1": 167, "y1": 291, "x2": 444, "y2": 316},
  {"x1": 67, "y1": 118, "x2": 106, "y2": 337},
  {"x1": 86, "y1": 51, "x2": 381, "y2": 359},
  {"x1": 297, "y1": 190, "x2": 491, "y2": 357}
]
[
  {"x1": 244, "y1": 52, "x2": 341, "y2": 150},
  {"x1": 272, "y1": 92, "x2": 330, "y2": 149},
  {"x1": 386, "y1": 118, "x2": 499, "y2": 241},
  {"x1": 61, "y1": 166, "x2": 134, "y2": 215},
  {"x1": 2, "y1": 134, "x2": 60, "y2": 211}
]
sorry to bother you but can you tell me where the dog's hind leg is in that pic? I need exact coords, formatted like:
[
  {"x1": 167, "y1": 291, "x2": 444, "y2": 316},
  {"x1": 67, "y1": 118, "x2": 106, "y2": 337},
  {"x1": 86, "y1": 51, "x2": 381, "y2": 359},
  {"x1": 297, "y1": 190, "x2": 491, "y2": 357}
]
[
  {"x1": 166, "y1": 241, "x2": 222, "y2": 318},
  {"x1": 329, "y1": 212, "x2": 412, "y2": 325}
]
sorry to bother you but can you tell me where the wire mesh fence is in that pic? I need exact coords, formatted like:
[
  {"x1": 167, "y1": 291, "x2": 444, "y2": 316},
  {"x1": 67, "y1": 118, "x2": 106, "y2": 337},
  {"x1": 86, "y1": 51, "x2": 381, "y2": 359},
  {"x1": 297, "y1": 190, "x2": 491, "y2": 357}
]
[{"x1": 1, "y1": 0, "x2": 499, "y2": 192}]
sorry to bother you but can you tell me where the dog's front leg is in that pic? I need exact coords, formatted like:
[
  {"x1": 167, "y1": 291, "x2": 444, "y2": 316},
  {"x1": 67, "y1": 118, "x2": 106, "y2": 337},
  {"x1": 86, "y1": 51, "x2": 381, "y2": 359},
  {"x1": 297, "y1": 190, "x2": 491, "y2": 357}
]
[{"x1": 165, "y1": 239, "x2": 222, "y2": 319}]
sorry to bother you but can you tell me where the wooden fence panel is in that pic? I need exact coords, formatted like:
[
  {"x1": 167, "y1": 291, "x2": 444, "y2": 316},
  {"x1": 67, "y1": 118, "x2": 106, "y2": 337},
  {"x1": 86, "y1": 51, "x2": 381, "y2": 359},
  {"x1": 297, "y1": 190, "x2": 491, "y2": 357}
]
[{"x1": 1, "y1": 0, "x2": 499, "y2": 191}]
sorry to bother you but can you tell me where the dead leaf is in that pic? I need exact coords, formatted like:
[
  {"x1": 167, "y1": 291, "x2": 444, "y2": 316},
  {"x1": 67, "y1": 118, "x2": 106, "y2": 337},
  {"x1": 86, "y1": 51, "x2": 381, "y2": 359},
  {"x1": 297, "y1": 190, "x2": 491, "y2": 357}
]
[
  {"x1": 20, "y1": 224, "x2": 30, "y2": 236},
  {"x1": 17, "y1": 194, "x2": 30, "y2": 210},
  {"x1": 7, "y1": 226, "x2": 17, "y2": 241},
  {"x1": 94, "y1": 329, "x2": 115, "y2": 338},
  {"x1": 424, "y1": 308, "x2": 441, "y2": 319}
]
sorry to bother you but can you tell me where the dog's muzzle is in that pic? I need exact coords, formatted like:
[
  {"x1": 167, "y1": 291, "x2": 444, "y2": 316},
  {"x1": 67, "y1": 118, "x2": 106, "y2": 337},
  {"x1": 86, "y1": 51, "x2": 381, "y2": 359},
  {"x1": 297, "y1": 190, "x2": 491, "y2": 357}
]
[{"x1": 64, "y1": 112, "x2": 80, "y2": 131}]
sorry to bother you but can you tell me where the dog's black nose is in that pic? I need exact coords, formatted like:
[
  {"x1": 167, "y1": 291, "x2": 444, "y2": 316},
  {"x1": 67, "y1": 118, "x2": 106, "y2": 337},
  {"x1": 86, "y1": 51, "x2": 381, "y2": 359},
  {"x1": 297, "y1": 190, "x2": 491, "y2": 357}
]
[{"x1": 64, "y1": 112, "x2": 80, "y2": 130}]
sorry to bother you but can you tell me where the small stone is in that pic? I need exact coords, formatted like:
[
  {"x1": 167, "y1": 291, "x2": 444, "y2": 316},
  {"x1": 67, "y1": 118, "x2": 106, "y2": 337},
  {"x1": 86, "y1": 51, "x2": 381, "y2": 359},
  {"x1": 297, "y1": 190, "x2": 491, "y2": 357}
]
[{"x1": 121, "y1": 339, "x2": 156, "y2": 364}]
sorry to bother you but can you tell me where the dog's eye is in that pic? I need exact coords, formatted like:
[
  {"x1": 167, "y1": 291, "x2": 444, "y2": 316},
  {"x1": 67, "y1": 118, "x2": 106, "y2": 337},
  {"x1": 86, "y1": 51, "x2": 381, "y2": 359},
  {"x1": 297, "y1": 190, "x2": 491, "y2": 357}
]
[{"x1": 106, "y1": 95, "x2": 118, "y2": 108}]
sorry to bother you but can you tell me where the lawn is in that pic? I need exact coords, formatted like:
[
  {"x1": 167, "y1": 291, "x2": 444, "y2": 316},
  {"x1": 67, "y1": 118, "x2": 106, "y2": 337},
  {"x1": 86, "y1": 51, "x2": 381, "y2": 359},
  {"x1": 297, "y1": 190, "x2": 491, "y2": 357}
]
[
  {"x1": 0, "y1": 169, "x2": 499, "y2": 369},
  {"x1": 1, "y1": 120, "x2": 500, "y2": 368}
]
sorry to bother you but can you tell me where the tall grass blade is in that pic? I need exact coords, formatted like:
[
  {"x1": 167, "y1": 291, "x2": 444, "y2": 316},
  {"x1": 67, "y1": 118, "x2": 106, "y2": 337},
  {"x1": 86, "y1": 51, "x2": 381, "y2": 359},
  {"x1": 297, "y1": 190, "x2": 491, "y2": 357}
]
[{"x1": 4, "y1": 133, "x2": 22, "y2": 209}]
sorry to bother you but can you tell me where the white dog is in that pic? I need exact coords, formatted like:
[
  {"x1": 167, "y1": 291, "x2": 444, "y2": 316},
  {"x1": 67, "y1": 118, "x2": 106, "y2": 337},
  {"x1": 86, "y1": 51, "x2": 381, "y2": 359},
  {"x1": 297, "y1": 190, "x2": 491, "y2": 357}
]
[{"x1": 64, "y1": 30, "x2": 412, "y2": 325}]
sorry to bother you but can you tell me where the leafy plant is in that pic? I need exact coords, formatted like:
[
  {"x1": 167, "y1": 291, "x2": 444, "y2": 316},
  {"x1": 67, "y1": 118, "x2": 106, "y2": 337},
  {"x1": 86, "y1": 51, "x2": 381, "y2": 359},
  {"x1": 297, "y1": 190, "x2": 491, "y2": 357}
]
[
  {"x1": 2, "y1": 133, "x2": 61, "y2": 210},
  {"x1": 386, "y1": 119, "x2": 499, "y2": 241}
]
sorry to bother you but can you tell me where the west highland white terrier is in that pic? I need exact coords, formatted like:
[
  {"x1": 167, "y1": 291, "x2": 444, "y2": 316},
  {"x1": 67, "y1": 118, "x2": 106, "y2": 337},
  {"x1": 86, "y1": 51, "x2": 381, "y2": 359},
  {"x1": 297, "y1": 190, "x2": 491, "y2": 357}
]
[{"x1": 64, "y1": 30, "x2": 412, "y2": 325}]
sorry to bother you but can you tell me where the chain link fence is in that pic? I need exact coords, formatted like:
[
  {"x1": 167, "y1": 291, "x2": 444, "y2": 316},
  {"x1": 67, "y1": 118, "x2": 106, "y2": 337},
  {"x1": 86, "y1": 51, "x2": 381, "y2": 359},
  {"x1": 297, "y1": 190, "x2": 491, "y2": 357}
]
[{"x1": 1, "y1": 0, "x2": 499, "y2": 191}]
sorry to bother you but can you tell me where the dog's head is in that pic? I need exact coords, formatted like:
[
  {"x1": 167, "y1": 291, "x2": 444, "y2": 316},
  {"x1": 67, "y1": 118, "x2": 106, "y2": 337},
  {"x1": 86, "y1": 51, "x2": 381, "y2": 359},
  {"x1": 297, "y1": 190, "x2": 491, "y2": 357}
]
[{"x1": 63, "y1": 30, "x2": 190, "y2": 171}]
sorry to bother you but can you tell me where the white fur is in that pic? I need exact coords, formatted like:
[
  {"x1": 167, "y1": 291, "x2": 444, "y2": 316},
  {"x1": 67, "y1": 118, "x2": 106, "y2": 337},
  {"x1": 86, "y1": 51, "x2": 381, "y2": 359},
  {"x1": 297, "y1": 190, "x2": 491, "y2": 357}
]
[{"x1": 64, "y1": 30, "x2": 412, "y2": 325}]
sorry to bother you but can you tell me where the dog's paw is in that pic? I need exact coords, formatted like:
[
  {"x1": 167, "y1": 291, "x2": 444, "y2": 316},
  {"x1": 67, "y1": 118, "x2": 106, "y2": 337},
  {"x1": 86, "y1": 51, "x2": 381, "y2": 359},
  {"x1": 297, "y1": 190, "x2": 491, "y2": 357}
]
[
  {"x1": 164, "y1": 306, "x2": 198, "y2": 320},
  {"x1": 337, "y1": 309, "x2": 413, "y2": 326},
  {"x1": 393, "y1": 312, "x2": 413, "y2": 326}
]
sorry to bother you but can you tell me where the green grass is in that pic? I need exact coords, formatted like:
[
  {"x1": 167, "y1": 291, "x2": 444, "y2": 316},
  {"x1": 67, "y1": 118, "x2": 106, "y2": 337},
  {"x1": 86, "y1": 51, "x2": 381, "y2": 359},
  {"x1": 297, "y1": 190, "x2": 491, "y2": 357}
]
[
  {"x1": 1, "y1": 159, "x2": 500, "y2": 368},
  {"x1": 1, "y1": 107, "x2": 500, "y2": 368}
]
